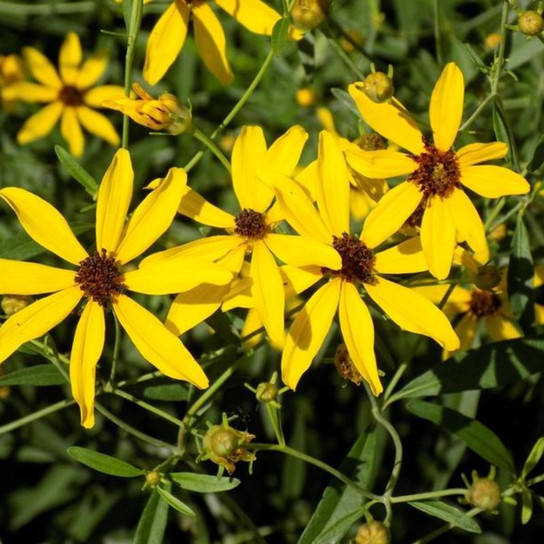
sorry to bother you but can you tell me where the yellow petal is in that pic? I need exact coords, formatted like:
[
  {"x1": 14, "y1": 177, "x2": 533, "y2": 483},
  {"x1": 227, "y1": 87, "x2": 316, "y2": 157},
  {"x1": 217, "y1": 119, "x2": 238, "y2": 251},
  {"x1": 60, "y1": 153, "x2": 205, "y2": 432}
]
[
  {"x1": 0, "y1": 286, "x2": 83, "y2": 363},
  {"x1": 0, "y1": 260, "x2": 76, "y2": 294},
  {"x1": 265, "y1": 233, "x2": 341, "y2": 269},
  {"x1": 1, "y1": 82, "x2": 58, "y2": 102},
  {"x1": 0, "y1": 187, "x2": 88, "y2": 265},
  {"x1": 348, "y1": 83, "x2": 424, "y2": 155},
  {"x1": 317, "y1": 131, "x2": 350, "y2": 236},
  {"x1": 338, "y1": 281, "x2": 382, "y2": 395},
  {"x1": 95, "y1": 148, "x2": 133, "y2": 255},
  {"x1": 59, "y1": 32, "x2": 82, "y2": 86},
  {"x1": 232, "y1": 126, "x2": 271, "y2": 211},
  {"x1": 23, "y1": 46, "x2": 62, "y2": 89},
  {"x1": 17, "y1": 101, "x2": 64, "y2": 145},
  {"x1": 295, "y1": 159, "x2": 319, "y2": 201},
  {"x1": 534, "y1": 263, "x2": 544, "y2": 288},
  {"x1": 280, "y1": 264, "x2": 322, "y2": 296},
  {"x1": 373, "y1": 237, "x2": 427, "y2": 274},
  {"x1": 317, "y1": 107, "x2": 338, "y2": 135},
  {"x1": 281, "y1": 278, "x2": 341, "y2": 389},
  {"x1": 76, "y1": 51, "x2": 107, "y2": 89},
  {"x1": 60, "y1": 107, "x2": 84, "y2": 157},
  {"x1": 534, "y1": 303, "x2": 544, "y2": 325},
  {"x1": 222, "y1": 276, "x2": 253, "y2": 311},
  {"x1": 218, "y1": 241, "x2": 246, "y2": 273},
  {"x1": 143, "y1": 0, "x2": 190, "y2": 85},
  {"x1": 115, "y1": 167, "x2": 187, "y2": 264},
  {"x1": 178, "y1": 186, "x2": 235, "y2": 228},
  {"x1": 365, "y1": 277, "x2": 459, "y2": 351},
  {"x1": 83, "y1": 85, "x2": 126, "y2": 108},
  {"x1": 264, "y1": 125, "x2": 308, "y2": 176},
  {"x1": 456, "y1": 142, "x2": 508, "y2": 168},
  {"x1": 113, "y1": 295, "x2": 208, "y2": 388},
  {"x1": 346, "y1": 148, "x2": 416, "y2": 179},
  {"x1": 263, "y1": 172, "x2": 331, "y2": 243},
  {"x1": 430, "y1": 62, "x2": 464, "y2": 151},
  {"x1": 449, "y1": 189, "x2": 489, "y2": 264},
  {"x1": 123, "y1": 257, "x2": 232, "y2": 294},
  {"x1": 165, "y1": 284, "x2": 230, "y2": 336},
  {"x1": 241, "y1": 308, "x2": 264, "y2": 349},
  {"x1": 420, "y1": 196, "x2": 456, "y2": 280},
  {"x1": 414, "y1": 284, "x2": 472, "y2": 317},
  {"x1": 215, "y1": 0, "x2": 280, "y2": 34},
  {"x1": 485, "y1": 314, "x2": 521, "y2": 341},
  {"x1": 251, "y1": 241, "x2": 285, "y2": 348},
  {"x1": 361, "y1": 182, "x2": 423, "y2": 249},
  {"x1": 70, "y1": 301, "x2": 105, "y2": 429},
  {"x1": 76, "y1": 106, "x2": 120, "y2": 146},
  {"x1": 193, "y1": 2, "x2": 234, "y2": 85},
  {"x1": 454, "y1": 313, "x2": 478, "y2": 352},
  {"x1": 460, "y1": 165, "x2": 530, "y2": 198}
]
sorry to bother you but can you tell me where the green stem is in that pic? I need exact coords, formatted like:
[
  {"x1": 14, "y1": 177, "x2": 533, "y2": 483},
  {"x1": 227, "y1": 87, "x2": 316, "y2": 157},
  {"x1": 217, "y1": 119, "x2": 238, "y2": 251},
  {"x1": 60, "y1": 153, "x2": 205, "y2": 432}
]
[
  {"x1": 459, "y1": 94, "x2": 494, "y2": 132},
  {"x1": 107, "y1": 313, "x2": 122, "y2": 387},
  {"x1": 192, "y1": 128, "x2": 232, "y2": 172},
  {"x1": 328, "y1": 18, "x2": 375, "y2": 62},
  {"x1": 433, "y1": 0, "x2": 444, "y2": 64},
  {"x1": 325, "y1": 31, "x2": 366, "y2": 80},
  {"x1": 391, "y1": 488, "x2": 467, "y2": 504},
  {"x1": 494, "y1": 96, "x2": 521, "y2": 170},
  {"x1": 0, "y1": 398, "x2": 75, "y2": 435},
  {"x1": 122, "y1": 0, "x2": 144, "y2": 149},
  {"x1": 527, "y1": 473, "x2": 544, "y2": 487},
  {"x1": 249, "y1": 444, "x2": 382, "y2": 501},
  {"x1": 492, "y1": 1, "x2": 510, "y2": 95}
]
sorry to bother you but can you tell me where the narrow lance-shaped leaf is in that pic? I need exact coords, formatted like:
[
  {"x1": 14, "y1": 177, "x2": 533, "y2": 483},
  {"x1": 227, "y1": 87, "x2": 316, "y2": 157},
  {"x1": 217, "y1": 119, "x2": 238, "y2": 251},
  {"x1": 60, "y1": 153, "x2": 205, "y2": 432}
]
[
  {"x1": 0, "y1": 364, "x2": 65, "y2": 387},
  {"x1": 156, "y1": 486, "x2": 196, "y2": 517},
  {"x1": 134, "y1": 489, "x2": 169, "y2": 544},
  {"x1": 271, "y1": 17, "x2": 290, "y2": 54},
  {"x1": 55, "y1": 145, "x2": 99, "y2": 198},
  {"x1": 522, "y1": 437, "x2": 544, "y2": 479},
  {"x1": 67, "y1": 446, "x2": 144, "y2": 477},
  {"x1": 408, "y1": 500, "x2": 481, "y2": 534},
  {"x1": 170, "y1": 472, "x2": 240, "y2": 492}
]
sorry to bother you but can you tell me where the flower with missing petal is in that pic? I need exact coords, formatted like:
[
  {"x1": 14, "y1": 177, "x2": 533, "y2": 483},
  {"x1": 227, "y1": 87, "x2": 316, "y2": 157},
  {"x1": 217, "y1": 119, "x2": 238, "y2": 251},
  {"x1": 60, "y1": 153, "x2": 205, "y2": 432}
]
[
  {"x1": 143, "y1": 0, "x2": 290, "y2": 85},
  {"x1": 0, "y1": 149, "x2": 233, "y2": 428},
  {"x1": 142, "y1": 125, "x2": 340, "y2": 348},
  {"x1": 346, "y1": 62, "x2": 530, "y2": 280},
  {"x1": 264, "y1": 131, "x2": 459, "y2": 392},
  {"x1": 1, "y1": 33, "x2": 124, "y2": 156}
]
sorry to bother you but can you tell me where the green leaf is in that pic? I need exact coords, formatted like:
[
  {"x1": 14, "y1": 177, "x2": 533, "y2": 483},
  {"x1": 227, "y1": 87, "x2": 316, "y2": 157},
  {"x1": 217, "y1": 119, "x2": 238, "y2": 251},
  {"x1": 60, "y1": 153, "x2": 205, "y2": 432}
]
[
  {"x1": 143, "y1": 383, "x2": 189, "y2": 401},
  {"x1": 407, "y1": 401, "x2": 514, "y2": 472},
  {"x1": 0, "y1": 364, "x2": 65, "y2": 386},
  {"x1": 389, "y1": 336, "x2": 544, "y2": 402},
  {"x1": 408, "y1": 500, "x2": 481, "y2": 533},
  {"x1": 492, "y1": 103, "x2": 512, "y2": 163},
  {"x1": 527, "y1": 133, "x2": 544, "y2": 172},
  {"x1": 508, "y1": 215, "x2": 534, "y2": 334},
  {"x1": 55, "y1": 145, "x2": 98, "y2": 197},
  {"x1": 134, "y1": 489, "x2": 169, "y2": 544},
  {"x1": 170, "y1": 472, "x2": 240, "y2": 493},
  {"x1": 156, "y1": 486, "x2": 195, "y2": 517},
  {"x1": 313, "y1": 509, "x2": 365, "y2": 544},
  {"x1": 521, "y1": 488, "x2": 534, "y2": 524},
  {"x1": 522, "y1": 437, "x2": 544, "y2": 479},
  {"x1": 271, "y1": 17, "x2": 290, "y2": 54},
  {"x1": 67, "y1": 446, "x2": 144, "y2": 478}
]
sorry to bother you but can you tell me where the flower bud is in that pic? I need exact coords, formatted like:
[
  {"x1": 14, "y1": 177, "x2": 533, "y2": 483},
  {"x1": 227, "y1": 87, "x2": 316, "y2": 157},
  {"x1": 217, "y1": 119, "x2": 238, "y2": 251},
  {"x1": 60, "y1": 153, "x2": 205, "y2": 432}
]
[
  {"x1": 2, "y1": 295, "x2": 33, "y2": 316},
  {"x1": 145, "y1": 470, "x2": 161, "y2": 487},
  {"x1": 291, "y1": 0, "x2": 330, "y2": 31},
  {"x1": 519, "y1": 10, "x2": 544, "y2": 36},
  {"x1": 466, "y1": 477, "x2": 501, "y2": 510},
  {"x1": 484, "y1": 32, "x2": 501, "y2": 50},
  {"x1": 296, "y1": 88, "x2": 318, "y2": 107},
  {"x1": 334, "y1": 344, "x2": 363, "y2": 385},
  {"x1": 356, "y1": 133, "x2": 387, "y2": 151},
  {"x1": 475, "y1": 265, "x2": 502, "y2": 291},
  {"x1": 355, "y1": 521, "x2": 391, "y2": 544},
  {"x1": 256, "y1": 382, "x2": 279, "y2": 403},
  {"x1": 361, "y1": 72, "x2": 394, "y2": 103},
  {"x1": 202, "y1": 424, "x2": 255, "y2": 474}
]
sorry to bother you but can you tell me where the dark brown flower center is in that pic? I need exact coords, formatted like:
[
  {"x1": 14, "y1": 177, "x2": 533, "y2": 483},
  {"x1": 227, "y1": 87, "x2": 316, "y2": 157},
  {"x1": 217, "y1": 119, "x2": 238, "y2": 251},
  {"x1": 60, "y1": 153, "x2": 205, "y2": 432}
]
[
  {"x1": 234, "y1": 208, "x2": 268, "y2": 239},
  {"x1": 324, "y1": 233, "x2": 376, "y2": 283},
  {"x1": 58, "y1": 85, "x2": 84, "y2": 106},
  {"x1": 75, "y1": 249, "x2": 125, "y2": 307},
  {"x1": 469, "y1": 290, "x2": 502, "y2": 317},
  {"x1": 409, "y1": 139, "x2": 460, "y2": 198}
]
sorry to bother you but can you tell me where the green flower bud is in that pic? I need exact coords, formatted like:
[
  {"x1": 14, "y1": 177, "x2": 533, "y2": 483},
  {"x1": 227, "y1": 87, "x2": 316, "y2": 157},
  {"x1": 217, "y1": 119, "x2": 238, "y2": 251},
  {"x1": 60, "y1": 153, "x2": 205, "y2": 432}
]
[
  {"x1": 291, "y1": 0, "x2": 330, "y2": 31},
  {"x1": 362, "y1": 72, "x2": 394, "y2": 103},
  {"x1": 256, "y1": 382, "x2": 279, "y2": 403},
  {"x1": 466, "y1": 477, "x2": 501, "y2": 510},
  {"x1": 355, "y1": 521, "x2": 391, "y2": 544},
  {"x1": 519, "y1": 11, "x2": 544, "y2": 36},
  {"x1": 145, "y1": 470, "x2": 161, "y2": 487}
]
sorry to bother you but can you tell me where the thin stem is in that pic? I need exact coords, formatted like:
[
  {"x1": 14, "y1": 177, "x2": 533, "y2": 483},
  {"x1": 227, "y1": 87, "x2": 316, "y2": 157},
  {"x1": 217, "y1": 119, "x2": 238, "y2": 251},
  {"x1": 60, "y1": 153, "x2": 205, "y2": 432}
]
[
  {"x1": 433, "y1": 0, "x2": 444, "y2": 64},
  {"x1": 527, "y1": 472, "x2": 544, "y2": 487},
  {"x1": 108, "y1": 313, "x2": 122, "y2": 386},
  {"x1": 192, "y1": 128, "x2": 232, "y2": 172},
  {"x1": 383, "y1": 363, "x2": 408, "y2": 403},
  {"x1": 391, "y1": 488, "x2": 467, "y2": 504},
  {"x1": 491, "y1": 1, "x2": 510, "y2": 95},
  {"x1": 459, "y1": 94, "x2": 494, "y2": 132},
  {"x1": 328, "y1": 18, "x2": 375, "y2": 62},
  {"x1": 122, "y1": 0, "x2": 144, "y2": 149},
  {"x1": 325, "y1": 33, "x2": 366, "y2": 80},
  {"x1": 494, "y1": 96, "x2": 521, "y2": 170}
]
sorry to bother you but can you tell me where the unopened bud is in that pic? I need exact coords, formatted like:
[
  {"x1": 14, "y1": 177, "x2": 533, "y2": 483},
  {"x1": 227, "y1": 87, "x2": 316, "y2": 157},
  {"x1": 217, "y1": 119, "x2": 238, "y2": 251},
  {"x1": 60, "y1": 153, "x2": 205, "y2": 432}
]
[
  {"x1": 256, "y1": 382, "x2": 279, "y2": 403},
  {"x1": 361, "y1": 72, "x2": 394, "y2": 103},
  {"x1": 334, "y1": 344, "x2": 363, "y2": 385},
  {"x1": 519, "y1": 10, "x2": 544, "y2": 36},
  {"x1": 296, "y1": 88, "x2": 318, "y2": 107},
  {"x1": 475, "y1": 265, "x2": 502, "y2": 291},
  {"x1": 356, "y1": 133, "x2": 387, "y2": 151},
  {"x1": 202, "y1": 424, "x2": 255, "y2": 474},
  {"x1": 355, "y1": 521, "x2": 391, "y2": 544},
  {"x1": 466, "y1": 477, "x2": 501, "y2": 511},
  {"x1": 291, "y1": 0, "x2": 330, "y2": 31},
  {"x1": 484, "y1": 33, "x2": 501, "y2": 49},
  {"x1": 145, "y1": 470, "x2": 161, "y2": 487},
  {"x1": 2, "y1": 295, "x2": 33, "y2": 316}
]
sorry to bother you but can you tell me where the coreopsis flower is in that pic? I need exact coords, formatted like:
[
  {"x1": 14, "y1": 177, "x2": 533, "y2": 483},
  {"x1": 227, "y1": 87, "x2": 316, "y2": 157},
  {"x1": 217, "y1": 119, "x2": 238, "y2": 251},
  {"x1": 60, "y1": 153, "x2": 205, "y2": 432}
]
[
  {"x1": 264, "y1": 131, "x2": 459, "y2": 393},
  {"x1": 103, "y1": 83, "x2": 192, "y2": 134},
  {"x1": 0, "y1": 54, "x2": 25, "y2": 110},
  {"x1": 143, "y1": 0, "x2": 287, "y2": 85},
  {"x1": 1, "y1": 33, "x2": 124, "y2": 156},
  {"x1": 347, "y1": 62, "x2": 530, "y2": 279},
  {"x1": 0, "y1": 149, "x2": 233, "y2": 428},
  {"x1": 142, "y1": 125, "x2": 340, "y2": 348}
]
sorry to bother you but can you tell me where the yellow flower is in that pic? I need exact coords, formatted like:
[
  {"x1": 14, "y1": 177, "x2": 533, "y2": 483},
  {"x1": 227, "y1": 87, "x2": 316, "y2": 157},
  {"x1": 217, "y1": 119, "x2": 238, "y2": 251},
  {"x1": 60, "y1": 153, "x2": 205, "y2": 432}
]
[
  {"x1": 103, "y1": 83, "x2": 192, "y2": 133},
  {"x1": 0, "y1": 149, "x2": 233, "y2": 428},
  {"x1": 1, "y1": 33, "x2": 125, "y2": 156},
  {"x1": 142, "y1": 125, "x2": 340, "y2": 348},
  {"x1": 263, "y1": 131, "x2": 459, "y2": 393},
  {"x1": 143, "y1": 0, "x2": 286, "y2": 85},
  {"x1": 0, "y1": 54, "x2": 25, "y2": 110},
  {"x1": 346, "y1": 62, "x2": 530, "y2": 280}
]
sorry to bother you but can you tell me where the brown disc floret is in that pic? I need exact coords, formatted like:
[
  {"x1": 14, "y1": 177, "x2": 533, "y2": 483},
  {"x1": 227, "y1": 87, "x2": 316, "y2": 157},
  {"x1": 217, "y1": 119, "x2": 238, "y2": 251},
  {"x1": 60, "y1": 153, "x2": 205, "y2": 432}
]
[
  {"x1": 469, "y1": 289, "x2": 502, "y2": 318},
  {"x1": 234, "y1": 208, "x2": 268, "y2": 239},
  {"x1": 409, "y1": 139, "x2": 460, "y2": 198},
  {"x1": 75, "y1": 249, "x2": 125, "y2": 307},
  {"x1": 325, "y1": 233, "x2": 376, "y2": 284},
  {"x1": 58, "y1": 85, "x2": 84, "y2": 107}
]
